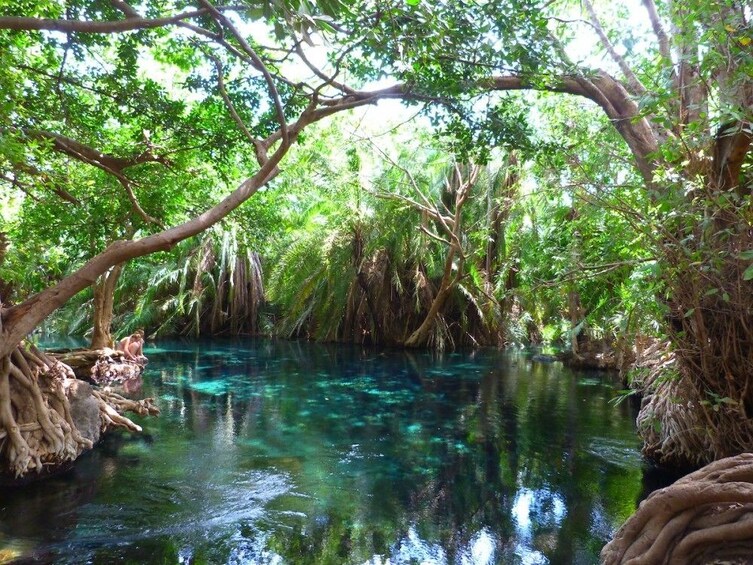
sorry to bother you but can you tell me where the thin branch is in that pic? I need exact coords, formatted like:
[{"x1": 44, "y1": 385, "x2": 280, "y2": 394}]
[
  {"x1": 349, "y1": 104, "x2": 426, "y2": 139},
  {"x1": 294, "y1": 39, "x2": 355, "y2": 95},
  {"x1": 209, "y1": 54, "x2": 257, "y2": 146},
  {"x1": 198, "y1": 0, "x2": 289, "y2": 148},
  {"x1": 0, "y1": 174, "x2": 42, "y2": 202},
  {"x1": 357, "y1": 133, "x2": 459, "y2": 238},
  {"x1": 582, "y1": 0, "x2": 646, "y2": 95},
  {"x1": 538, "y1": 258, "x2": 656, "y2": 288},
  {"x1": 420, "y1": 225, "x2": 453, "y2": 247},
  {"x1": 4, "y1": 161, "x2": 82, "y2": 205},
  {"x1": 117, "y1": 178, "x2": 163, "y2": 226},
  {"x1": 641, "y1": 0, "x2": 672, "y2": 61}
]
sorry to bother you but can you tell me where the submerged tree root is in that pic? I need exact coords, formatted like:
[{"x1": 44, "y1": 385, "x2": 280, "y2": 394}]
[
  {"x1": 0, "y1": 342, "x2": 158, "y2": 479},
  {"x1": 602, "y1": 453, "x2": 753, "y2": 564}
]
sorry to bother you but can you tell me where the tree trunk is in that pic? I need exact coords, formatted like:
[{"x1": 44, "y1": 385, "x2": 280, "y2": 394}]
[
  {"x1": 483, "y1": 152, "x2": 518, "y2": 280},
  {"x1": 567, "y1": 289, "x2": 582, "y2": 356},
  {"x1": 90, "y1": 264, "x2": 123, "y2": 349},
  {"x1": 403, "y1": 165, "x2": 478, "y2": 348},
  {"x1": 404, "y1": 250, "x2": 463, "y2": 348}
]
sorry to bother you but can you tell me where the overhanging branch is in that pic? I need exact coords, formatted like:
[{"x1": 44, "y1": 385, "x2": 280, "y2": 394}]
[
  {"x1": 582, "y1": 0, "x2": 646, "y2": 96},
  {"x1": 0, "y1": 9, "x2": 209, "y2": 33}
]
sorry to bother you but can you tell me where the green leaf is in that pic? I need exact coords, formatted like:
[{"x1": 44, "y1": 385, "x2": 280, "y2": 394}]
[
  {"x1": 740, "y1": 250, "x2": 753, "y2": 260},
  {"x1": 406, "y1": 0, "x2": 420, "y2": 5},
  {"x1": 744, "y1": 264, "x2": 753, "y2": 281}
]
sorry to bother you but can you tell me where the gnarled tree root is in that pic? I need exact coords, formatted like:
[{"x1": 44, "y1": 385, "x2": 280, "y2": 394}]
[
  {"x1": 92, "y1": 389, "x2": 159, "y2": 433},
  {"x1": 0, "y1": 342, "x2": 158, "y2": 479},
  {"x1": 602, "y1": 453, "x2": 753, "y2": 564}
]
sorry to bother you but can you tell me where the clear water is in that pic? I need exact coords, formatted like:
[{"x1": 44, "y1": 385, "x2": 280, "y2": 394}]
[{"x1": 0, "y1": 339, "x2": 650, "y2": 564}]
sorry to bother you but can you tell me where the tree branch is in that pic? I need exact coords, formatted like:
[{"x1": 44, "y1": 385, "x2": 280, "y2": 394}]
[
  {"x1": 483, "y1": 74, "x2": 659, "y2": 184},
  {"x1": 582, "y1": 0, "x2": 646, "y2": 95},
  {"x1": 21, "y1": 130, "x2": 165, "y2": 224},
  {"x1": 0, "y1": 9, "x2": 209, "y2": 33},
  {"x1": 641, "y1": 0, "x2": 672, "y2": 61},
  {"x1": 198, "y1": 0, "x2": 289, "y2": 148},
  {"x1": 210, "y1": 55, "x2": 257, "y2": 146},
  {"x1": 294, "y1": 38, "x2": 356, "y2": 95},
  {"x1": 110, "y1": 0, "x2": 140, "y2": 19},
  {"x1": 3, "y1": 166, "x2": 81, "y2": 205}
]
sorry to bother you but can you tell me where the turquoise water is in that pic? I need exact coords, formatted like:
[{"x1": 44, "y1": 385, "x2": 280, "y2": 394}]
[{"x1": 1, "y1": 339, "x2": 649, "y2": 564}]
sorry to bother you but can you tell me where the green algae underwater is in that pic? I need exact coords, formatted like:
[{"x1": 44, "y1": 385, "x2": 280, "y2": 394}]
[{"x1": 0, "y1": 339, "x2": 657, "y2": 564}]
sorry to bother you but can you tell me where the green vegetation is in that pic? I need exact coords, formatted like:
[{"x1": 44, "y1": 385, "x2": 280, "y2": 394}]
[{"x1": 0, "y1": 0, "x2": 751, "y2": 471}]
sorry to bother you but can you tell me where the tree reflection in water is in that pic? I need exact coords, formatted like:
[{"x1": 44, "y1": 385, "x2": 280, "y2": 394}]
[{"x1": 0, "y1": 339, "x2": 650, "y2": 564}]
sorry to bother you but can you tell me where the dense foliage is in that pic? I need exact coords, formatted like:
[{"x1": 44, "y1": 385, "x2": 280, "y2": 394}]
[{"x1": 0, "y1": 0, "x2": 751, "y2": 471}]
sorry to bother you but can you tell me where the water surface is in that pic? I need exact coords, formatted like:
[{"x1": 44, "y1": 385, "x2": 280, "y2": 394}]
[{"x1": 1, "y1": 339, "x2": 648, "y2": 564}]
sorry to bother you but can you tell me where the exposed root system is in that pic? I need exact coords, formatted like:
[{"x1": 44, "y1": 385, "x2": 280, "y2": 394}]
[
  {"x1": 51, "y1": 347, "x2": 145, "y2": 386},
  {"x1": 0, "y1": 342, "x2": 158, "y2": 479},
  {"x1": 93, "y1": 389, "x2": 159, "y2": 433},
  {"x1": 602, "y1": 453, "x2": 753, "y2": 564}
]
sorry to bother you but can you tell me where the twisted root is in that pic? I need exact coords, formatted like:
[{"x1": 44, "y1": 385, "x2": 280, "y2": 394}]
[
  {"x1": 602, "y1": 453, "x2": 753, "y2": 564},
  {"x1": 92, "y1": 389, "x2": 159, "y2": 433},
  {"x1": 0, "y1": 342, "x2": 158, "y2": 479},
  {"x1": 635, "y1": 344, "x2": 753, "y2": 468}
]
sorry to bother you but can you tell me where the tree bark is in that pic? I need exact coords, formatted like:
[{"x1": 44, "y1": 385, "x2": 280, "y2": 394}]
[
  {"x1": 90, "y1": 264, "x2": 123, "y2": 350},
  {"x1": 404, "y1": 251, "x2": 464, "y2": 348}
]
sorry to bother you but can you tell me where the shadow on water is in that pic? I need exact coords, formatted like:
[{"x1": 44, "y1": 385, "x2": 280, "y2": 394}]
[{"x1": 1, "y1": 338, "x2": 665, "y2": 564}]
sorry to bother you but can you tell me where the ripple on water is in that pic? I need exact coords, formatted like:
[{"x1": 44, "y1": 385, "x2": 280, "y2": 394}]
[
  {"x1": 73, "y1": 470, "x2": 292, "y2": 547},
  {"x1": 3, "y1": 338, "x2": 655, "y2": 564},
  {"x1": 586, "y1": 438, "x2": 643, "y2": 468}
]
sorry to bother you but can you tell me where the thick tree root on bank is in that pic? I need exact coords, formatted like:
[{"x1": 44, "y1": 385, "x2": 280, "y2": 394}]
[
  {"x1": 93, "y1": 389, "x2": 159, "y2": 432},
  {"x1": 602, "y1": 453, "x2": 753, "y2": 564},
  {"x1": 0, "y1": 343, "x2": 158, "y2": 479}
]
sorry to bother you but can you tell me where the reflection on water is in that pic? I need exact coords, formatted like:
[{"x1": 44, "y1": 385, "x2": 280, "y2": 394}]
[{"x1": 1, "y1": 339, "x2": 649, "y2": 564}]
